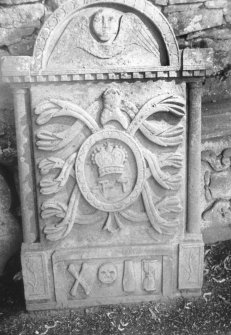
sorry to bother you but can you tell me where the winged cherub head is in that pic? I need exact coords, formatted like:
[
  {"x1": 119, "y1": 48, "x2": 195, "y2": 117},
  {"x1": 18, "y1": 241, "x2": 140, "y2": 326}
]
[{"x1": 92, "y1": 9, "x2": 121, "y2": 43}]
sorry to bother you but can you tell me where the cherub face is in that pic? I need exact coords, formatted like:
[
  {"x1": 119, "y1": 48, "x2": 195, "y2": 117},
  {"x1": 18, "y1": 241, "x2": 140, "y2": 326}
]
[{"x1": 92, "y1": 9, "x2": 120, "y2": 43}]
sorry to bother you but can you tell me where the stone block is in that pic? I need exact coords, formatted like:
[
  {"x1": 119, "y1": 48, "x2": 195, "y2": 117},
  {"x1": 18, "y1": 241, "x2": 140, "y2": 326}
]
[
  {"x1": 164, "y1": 4, "x2": 202, "y2": 13},
  {"x1": 183, "y1": 48, "x2": 213, "y2": 70},
  {"x1": 167, "y1": 8, "x2": 224, "y2": 36},
  {"x1": 224, "y1": 2, "x2": 231, "y2": 24},
  {"x1": 0, "y1": 27, "x2": 35, "y2": 47},
  {"x1": 8, "y1": 35, "x2": 36, "y2": 56},
  {"x1": 205, "y1": 0, "x2": 228, "y2": 9},
  {"x1": 0, "y1": 4, "x2": 44, "y2": 29},
  {"x1": 187, "y1": 28, "x2": 231, "y2": 41},
  {"x1": 192, "y1": 38, "x2": 231, "y2": 72}
]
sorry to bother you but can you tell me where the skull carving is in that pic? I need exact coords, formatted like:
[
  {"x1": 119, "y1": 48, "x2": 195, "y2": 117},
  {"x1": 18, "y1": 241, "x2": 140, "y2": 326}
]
[{"x1": 98, "y1": 263, "x2": 117, "y2": 284}]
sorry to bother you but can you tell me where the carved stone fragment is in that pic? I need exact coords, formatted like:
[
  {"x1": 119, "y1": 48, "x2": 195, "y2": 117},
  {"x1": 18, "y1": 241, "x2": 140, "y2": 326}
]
[{"x1": 202, "y1": 148, "x2": 231, "y2": 225}]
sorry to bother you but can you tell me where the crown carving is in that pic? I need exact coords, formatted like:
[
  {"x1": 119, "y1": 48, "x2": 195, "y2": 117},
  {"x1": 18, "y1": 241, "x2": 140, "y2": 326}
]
[{"x1": 92, "y1": 142, "x2": 127, "y2": 177}]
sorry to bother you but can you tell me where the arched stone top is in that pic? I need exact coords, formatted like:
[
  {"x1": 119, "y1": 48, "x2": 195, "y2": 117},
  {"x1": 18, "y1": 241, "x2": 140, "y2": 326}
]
[{"x1": 32, "y1": 0, "x2": 180, "y2": 74}]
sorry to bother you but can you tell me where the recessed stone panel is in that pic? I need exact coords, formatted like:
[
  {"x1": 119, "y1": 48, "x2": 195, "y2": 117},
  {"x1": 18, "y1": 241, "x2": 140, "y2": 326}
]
[{"x1": 21, "y1": 251, "x2": 50, "y2": 301}]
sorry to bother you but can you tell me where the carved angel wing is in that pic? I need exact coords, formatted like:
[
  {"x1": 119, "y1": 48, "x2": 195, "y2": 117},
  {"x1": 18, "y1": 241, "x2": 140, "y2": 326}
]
[
  {"x1": 47, "y1": 16, "x2": 91, "y2": 66},
  {"x1": 118, "y1": 14, "x2": 160, "y2": 60},
  {"x1": 49, "y1": 12, "x2": 160, "y2": 62}
]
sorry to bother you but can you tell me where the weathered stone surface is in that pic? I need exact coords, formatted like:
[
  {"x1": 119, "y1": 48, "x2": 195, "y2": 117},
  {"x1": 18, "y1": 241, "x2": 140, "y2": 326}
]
[
  {"x1": 167, "y1": 9, "x2": 224, "y2": 36},
  {"x1": 203, "y1": 226, "x2": 231, "y2": 244},
  {"x1": 0, "y1": 27, "x2": 35, "y2": 47},
  {"x1": 203, "y1": 77, "x2": 231, "y2": 104},
  {"x1": 202, "y1": 100, "x2": 231, "y2": 139},
  {"x1": 201, "y1": 132, "x2": 231, "y2": 243},
  {"x1": 0, "y1": 49, "x2": 10, "y2": 58},
  {"x1": 154, "y1": 0, "x2": 168, "y2": 5},
  {"x1": 187, "y1": 28, "x2": 231, "y2": 41},
  {"x1": 1, "y1": 56, "x2": 31, "y2": 77},
  {"x1": 8, "y1": 35, "x2": 36, "y2": 56},
  {"x1": 183, "y1": 48, "x2": 213, "y2": 70},
  {"x1": 224, "y1": 2, "x2": 231, "y2": 24},
  {"x1": 46, "y1": 0, "x2": 68, "y2": 10},
  {"x1": 0, "y1": 4, "x2": 44, "y2": 29},
  {"x1": 192, "y1": 38, "x2": 231, "y2": 72},
  {"x1": 205, "y1": 0, "x2": 228, "y2": 9}
]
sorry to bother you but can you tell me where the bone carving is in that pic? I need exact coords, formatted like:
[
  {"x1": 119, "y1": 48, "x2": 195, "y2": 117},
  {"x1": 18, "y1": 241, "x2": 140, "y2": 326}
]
[{"x1": 68, "y1": 263, "x2": 95, "y2": 296}]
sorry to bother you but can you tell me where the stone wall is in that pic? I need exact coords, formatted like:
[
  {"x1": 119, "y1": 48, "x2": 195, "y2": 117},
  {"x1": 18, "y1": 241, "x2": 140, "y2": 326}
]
[{"x1": 0, "y1": 0, "x2": 230, "y2": 275}]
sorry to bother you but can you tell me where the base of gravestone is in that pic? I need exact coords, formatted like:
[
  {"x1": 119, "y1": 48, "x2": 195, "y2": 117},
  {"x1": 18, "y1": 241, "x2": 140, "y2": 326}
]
[{"x1": 21, "y1": 238, "x2": 203, "y2": 311}]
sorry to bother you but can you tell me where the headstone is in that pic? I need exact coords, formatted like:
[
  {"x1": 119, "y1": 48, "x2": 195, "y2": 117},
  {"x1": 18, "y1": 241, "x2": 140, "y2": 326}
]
[{"x1": 0, "y1": 0, "x2": 212, "y2": 310}]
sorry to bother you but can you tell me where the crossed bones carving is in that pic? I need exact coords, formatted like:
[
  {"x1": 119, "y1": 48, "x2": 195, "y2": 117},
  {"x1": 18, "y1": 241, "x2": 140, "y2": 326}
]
[{"x1": 68, "y1": 263, "x2": 93, "y2": 296}]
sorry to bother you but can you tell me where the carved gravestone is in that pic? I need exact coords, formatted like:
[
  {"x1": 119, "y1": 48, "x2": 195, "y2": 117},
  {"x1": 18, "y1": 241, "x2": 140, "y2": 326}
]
[{"x1": 1, "y1": 0, "x2": 212, "y2": 310}]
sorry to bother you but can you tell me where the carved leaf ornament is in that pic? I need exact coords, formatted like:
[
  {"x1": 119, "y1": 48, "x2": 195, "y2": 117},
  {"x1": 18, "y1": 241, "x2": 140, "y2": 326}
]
[{"x1": 36, "y1": 90, "x2": 185, "y2": 241}]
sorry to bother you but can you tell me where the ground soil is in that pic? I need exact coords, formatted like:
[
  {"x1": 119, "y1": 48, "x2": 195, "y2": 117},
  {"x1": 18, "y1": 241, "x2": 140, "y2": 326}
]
[{"x1": 1, "y1": 241, "x2": 231, "y2": 335}]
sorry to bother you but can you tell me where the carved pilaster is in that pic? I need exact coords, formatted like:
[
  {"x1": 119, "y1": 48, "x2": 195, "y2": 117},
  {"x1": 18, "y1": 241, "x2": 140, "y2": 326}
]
[
  {"x1": 13, "y1": 87, "x2": 38, "y2": 243},
  {"x1": 187, "y1": 81, "x2": 202, "y2": 235}
]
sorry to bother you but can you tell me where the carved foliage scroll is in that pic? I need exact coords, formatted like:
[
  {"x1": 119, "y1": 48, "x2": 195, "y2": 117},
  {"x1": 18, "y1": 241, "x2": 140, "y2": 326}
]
[{"x1": 36, "y1": 88, "x2": 185, "y2": 241}]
